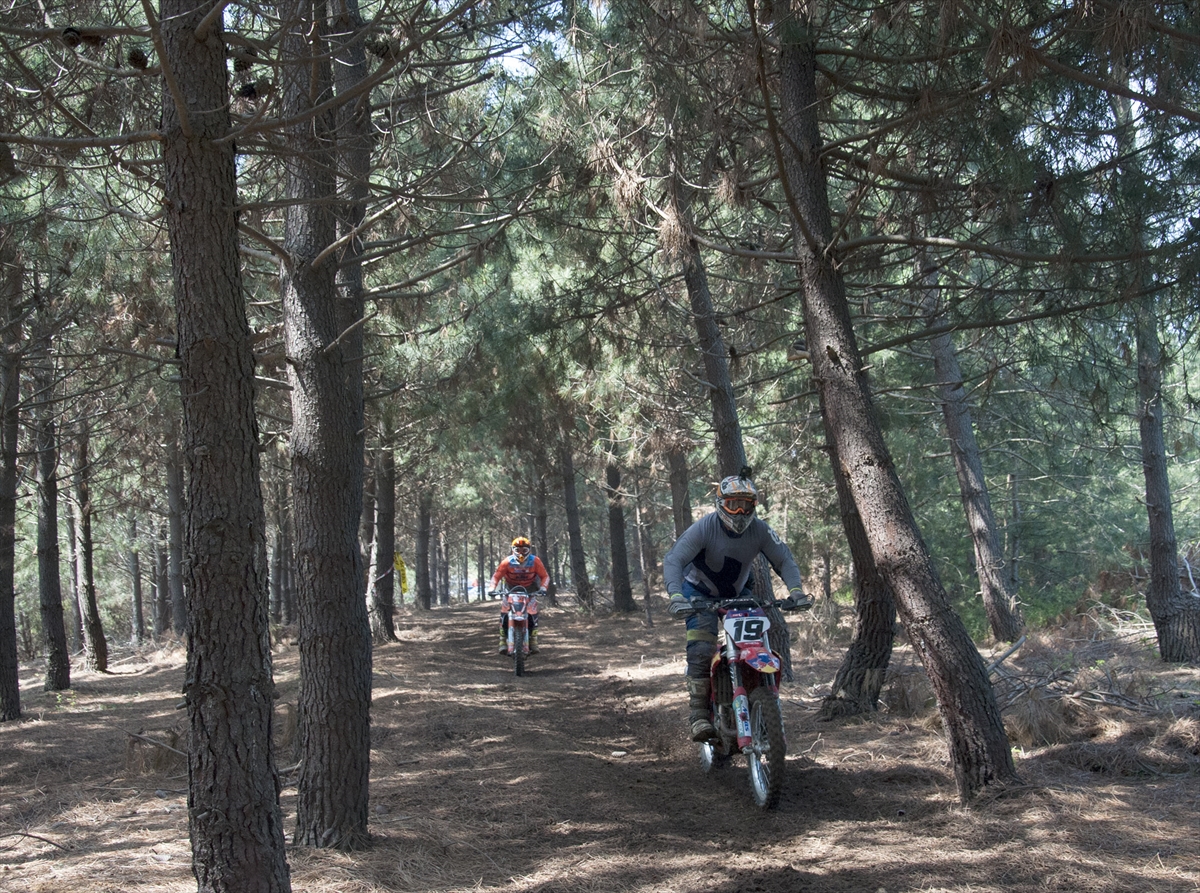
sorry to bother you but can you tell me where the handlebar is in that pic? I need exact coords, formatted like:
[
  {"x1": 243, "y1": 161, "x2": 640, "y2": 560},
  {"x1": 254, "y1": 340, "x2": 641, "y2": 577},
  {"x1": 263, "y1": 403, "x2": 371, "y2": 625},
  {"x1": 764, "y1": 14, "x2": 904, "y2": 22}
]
[{"x1": 673, "y1": 594, "x2": 811, "y2": 618}]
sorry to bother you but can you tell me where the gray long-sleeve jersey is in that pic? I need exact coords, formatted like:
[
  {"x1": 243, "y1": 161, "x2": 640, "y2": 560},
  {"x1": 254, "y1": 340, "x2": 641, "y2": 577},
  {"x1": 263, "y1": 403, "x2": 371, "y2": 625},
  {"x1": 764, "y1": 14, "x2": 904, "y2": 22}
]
[{"x1": 663, "y1": 511, "x2": 804, "y2": 600}]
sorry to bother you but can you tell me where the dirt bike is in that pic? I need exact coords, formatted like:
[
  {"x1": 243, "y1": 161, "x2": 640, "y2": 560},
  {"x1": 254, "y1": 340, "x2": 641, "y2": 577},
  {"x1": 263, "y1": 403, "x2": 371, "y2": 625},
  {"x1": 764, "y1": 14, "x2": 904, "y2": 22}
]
[
  {"x1": 693, "y1": 595, "x2": 807, "y2": 809},
  {"x1": 497, "y1": 585, "x2": 533, "y2": 677}
]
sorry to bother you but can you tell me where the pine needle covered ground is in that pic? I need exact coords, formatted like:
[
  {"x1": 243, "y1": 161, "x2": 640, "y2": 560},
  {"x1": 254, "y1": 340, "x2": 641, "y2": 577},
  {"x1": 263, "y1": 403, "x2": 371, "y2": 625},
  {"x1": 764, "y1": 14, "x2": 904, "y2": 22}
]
[{"x1": 2, "y1": 599, "x2": 1198, "y2": 893}]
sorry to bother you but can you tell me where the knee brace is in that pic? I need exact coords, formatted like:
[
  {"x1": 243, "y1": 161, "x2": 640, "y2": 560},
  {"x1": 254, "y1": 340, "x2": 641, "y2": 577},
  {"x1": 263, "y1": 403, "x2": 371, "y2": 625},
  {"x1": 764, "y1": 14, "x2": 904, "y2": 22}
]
[{"x1": 685, "y1": 630, "x2": 717, "y2": 678}]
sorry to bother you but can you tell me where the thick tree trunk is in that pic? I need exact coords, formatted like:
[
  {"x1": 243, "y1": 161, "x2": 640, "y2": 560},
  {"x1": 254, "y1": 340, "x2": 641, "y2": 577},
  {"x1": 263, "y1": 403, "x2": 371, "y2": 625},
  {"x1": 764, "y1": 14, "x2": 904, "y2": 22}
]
[
  {"x1": 159, "y1": 0, "x2": 292, "y2": 886},
  {"x1": 919, "y1": 253, "x2": 1022, "y2": 642},
  {"x1": 1136, "y1": 295, "x2": 1199, "y2": 660},
  {"x1": 0, "y1": 252, "x2": 20, "y2": 721},
  {"x1": 72, "y1": 425, "x2": 108, "y2": 673},
  {"x1": 34, "y1": 357, "x2": 69, "y2": 691},
  {"x1": 1109, "y1": 83, "x2": 1200, "y2": 662},
  {"x1": 819, "y1": 438, "x2": 895, "y2": 719},
  {"x1": 768, "y1": 8, "x2": 1017, "y2": 800},
  {"x1": 280, "y1": 0, "x2": 371, "y2": 850},
  {"x1": 558, "y1": 423, "x2": 594, "y2": 608},
  {"x1": 605, "y1": 462, "x2": 635, "y2": 612}
]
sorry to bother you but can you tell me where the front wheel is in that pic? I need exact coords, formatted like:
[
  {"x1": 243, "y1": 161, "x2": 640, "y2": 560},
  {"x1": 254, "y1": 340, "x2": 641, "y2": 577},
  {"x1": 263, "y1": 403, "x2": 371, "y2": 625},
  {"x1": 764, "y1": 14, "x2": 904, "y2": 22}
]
[
  {"x1": 746, "y1": 687, "x2": 786, "y2": 809},
  {"x1": 512, "y1": 623, "x2": 526, "y2": 677}
]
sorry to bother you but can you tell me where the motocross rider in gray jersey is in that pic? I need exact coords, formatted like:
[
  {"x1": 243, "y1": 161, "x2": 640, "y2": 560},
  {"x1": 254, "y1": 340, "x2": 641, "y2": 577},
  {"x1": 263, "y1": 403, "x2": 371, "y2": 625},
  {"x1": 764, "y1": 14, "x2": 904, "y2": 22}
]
[{"x1": 664, "y1": 473, "x2": 812, "y2": 742}]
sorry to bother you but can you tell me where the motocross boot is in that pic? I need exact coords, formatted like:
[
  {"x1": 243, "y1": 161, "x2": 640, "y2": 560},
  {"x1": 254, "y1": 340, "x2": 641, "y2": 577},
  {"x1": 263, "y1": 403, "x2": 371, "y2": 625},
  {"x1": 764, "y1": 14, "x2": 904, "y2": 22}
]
[
  {"x1": 498, "y1": 631, "x2": 507, "y2": 654},
  {"x1": 528, "y1": 630, "x2": 539, "y2": 653},
  {"x1": 686, "y1": 677, "x2": 716, "y2": 742}
]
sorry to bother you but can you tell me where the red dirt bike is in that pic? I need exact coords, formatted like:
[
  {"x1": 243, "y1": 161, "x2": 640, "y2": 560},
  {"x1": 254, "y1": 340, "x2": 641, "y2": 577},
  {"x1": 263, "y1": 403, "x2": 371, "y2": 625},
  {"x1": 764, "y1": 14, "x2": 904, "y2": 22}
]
[
  {"x1": 693, "y1": 595, "x2": 807, "y2": 809},
  {"x1": 498, "y1": 585, "x2": 533, "y2": 677}
]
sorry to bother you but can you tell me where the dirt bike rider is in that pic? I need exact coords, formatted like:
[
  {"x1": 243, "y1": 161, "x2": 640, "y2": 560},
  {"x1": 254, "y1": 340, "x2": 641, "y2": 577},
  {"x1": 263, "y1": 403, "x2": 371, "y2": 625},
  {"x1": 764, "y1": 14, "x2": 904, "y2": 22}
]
[
  {"x1": 664, "y1": 471, "x2": 812, "y2": 742},
  {"x1": 489, "y1": 536, "x2": 549, "y2": 654}
]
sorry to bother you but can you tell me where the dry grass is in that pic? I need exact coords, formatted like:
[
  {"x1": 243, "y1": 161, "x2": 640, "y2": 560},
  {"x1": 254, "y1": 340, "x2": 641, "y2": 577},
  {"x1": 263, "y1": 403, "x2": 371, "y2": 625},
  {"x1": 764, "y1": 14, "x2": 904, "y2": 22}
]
[{"x1": 1, "y1": 597, "x2": 1198, "y2": 893}]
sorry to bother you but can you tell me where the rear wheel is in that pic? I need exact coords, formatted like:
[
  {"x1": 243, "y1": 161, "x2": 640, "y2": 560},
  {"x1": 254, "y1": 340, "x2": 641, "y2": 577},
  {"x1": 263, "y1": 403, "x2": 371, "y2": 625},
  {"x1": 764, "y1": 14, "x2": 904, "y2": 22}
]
[
  {"x1": 747, "y1": 687, "x2": 786, "y2": 809},
  {"x1": 699, "y1": 708, "x2": 732, "y2": 772}
]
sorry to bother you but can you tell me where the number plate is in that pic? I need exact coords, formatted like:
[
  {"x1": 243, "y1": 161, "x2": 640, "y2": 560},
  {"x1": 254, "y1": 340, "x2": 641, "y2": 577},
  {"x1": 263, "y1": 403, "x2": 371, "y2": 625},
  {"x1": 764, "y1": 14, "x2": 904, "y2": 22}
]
[{"x1": 723, "y1": 613, "x2": 770, "y2": 645}]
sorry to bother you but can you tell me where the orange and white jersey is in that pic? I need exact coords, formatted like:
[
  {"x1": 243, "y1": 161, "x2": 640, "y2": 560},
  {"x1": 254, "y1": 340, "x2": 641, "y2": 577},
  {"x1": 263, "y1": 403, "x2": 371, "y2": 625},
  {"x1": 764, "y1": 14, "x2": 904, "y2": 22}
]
[{"x1": 491, "y1": 553, "x2": 549, "y2": 593}]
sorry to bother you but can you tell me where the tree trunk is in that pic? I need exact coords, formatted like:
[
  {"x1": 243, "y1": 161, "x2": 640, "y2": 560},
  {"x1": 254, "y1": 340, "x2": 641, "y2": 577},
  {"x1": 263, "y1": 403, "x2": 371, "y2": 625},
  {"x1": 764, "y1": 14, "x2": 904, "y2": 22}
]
[
  {"x1": 369, "y1": 442, "x2": 397, "y2": 642},
  {"x1": 819, "y1": 438, "x2": 895, "y2": 719},
  {"x1": 767, "y1": 6, "x2": 1017, "y2": 800},
  {"x1": 0, "y1": 250, "x2": 20, "y2": 721},
  {"x1": 360, "y1": 447, "x2": 377, "y2": 600},
  {"x1": 919, "y1": 251, "x2": 1023, "y2": 642},
  {"x1": 679, "y1": 237, "x2": 747, "y2": 478},
  {"x1": 1006, "y1": 473, "x2": 1021, "y2": 592},
  {"x1": 605, "y1": 461, "x2": 635, "y2": 612},
  {"x1": 534, "y1": 469, "x2": 557, "y2": 605},
  {"x1": 128, "y1": 513, "x2": 145, "y2": 646},
  {"x1": 1110, "y1": 80, "x2": 1200, "y2": 662},
  {"x1": 416, "y1": 493, "x2": 432, "y2": 610},
  {"x1": 72, "y1": 424, "x2": 108, "y2": 673},
  {"x1": 167, "y1": 438, "x2": 186, "y2": 636},
  {"x1": 557, "y1": 423, "x2": 594, "y2": 608},
  {"x1": 153, "y1": 532, "x2": 169, "y2": 640},
  {"x1": 667, "y1": 445, "x2": 693, "y2": 538},
  {"x1": 280, "y1": 0, "x2": 371, "y2": 850},
  {"x1": 1135, "y1": 293, "x2": 1198, "y2": 659},
  {"x1": 65, "y1": 505, "x2": 82, "y2": 652},
  {"x1": 159, "y1": 0, "x2": 292, "y2": 885},
  {"x1": 34, "y1": 354, "x2": 70, "y2": 690},
  {"x1": 634, "y1": 481, "x2": 655, "y2": 627}
]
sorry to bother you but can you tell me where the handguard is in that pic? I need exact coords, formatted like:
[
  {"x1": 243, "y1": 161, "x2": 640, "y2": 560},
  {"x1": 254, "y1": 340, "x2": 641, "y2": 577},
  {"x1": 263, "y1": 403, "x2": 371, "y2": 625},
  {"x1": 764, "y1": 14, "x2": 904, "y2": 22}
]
[
  {"x1": 780, "y1": 590, "x2": 813, "y2": 611},
  {"x1": 667, "y1": 594, "x2": 693, "y2": 618}
]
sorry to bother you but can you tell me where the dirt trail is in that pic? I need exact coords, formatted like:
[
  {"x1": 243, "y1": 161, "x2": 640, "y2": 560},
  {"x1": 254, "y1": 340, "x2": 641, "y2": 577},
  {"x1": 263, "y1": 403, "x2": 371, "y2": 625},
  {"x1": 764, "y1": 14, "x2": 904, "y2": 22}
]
[{"x1": 2, "y1": 600, "x2": 1198, "y2": 892}]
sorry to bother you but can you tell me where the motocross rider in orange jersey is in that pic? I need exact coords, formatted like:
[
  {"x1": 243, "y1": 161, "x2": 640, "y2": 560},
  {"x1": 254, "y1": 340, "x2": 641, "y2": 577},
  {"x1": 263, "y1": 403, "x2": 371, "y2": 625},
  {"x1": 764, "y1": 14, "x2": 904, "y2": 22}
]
[
  {"x1": 489, "y1": 536, "x2": 549, "y2": 654},
  {"x1": 664, "y1": 473, "x2": 812, "y2": 741}
]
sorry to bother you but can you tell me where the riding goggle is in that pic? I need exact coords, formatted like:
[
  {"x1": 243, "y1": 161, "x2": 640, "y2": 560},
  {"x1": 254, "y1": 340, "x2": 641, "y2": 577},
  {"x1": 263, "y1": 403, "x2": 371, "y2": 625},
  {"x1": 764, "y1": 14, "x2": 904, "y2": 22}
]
[
  {"x1": 722, "y1": 496, "x2": 756, "y2": 515},
  {"x1": 514, "y1": 546, "x2": 531, "y2": 555}
]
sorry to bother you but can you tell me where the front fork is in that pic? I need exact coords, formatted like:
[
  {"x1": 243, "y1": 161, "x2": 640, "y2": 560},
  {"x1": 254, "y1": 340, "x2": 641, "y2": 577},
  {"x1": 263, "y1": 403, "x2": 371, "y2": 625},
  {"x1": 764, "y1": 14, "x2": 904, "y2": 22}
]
[{"x1": 507, "y1": 618, "x2": 529, "y2": 654}]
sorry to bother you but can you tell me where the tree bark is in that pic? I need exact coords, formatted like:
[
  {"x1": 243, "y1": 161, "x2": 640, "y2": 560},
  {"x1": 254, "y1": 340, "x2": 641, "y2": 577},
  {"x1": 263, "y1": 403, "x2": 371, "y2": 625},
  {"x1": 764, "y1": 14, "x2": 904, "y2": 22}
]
[
  {"x1": 416, "y1": 492, "x2": 432, "y2": 610},
  {"x1": 153, "y1": 532, "x2": 169, "y2": 640},
  {"x1": 167, "y1": 438, "x2": 186, "y2": 636},
  {"x1": 1110, "y1": 80, "x2": 1200, "y2": 662},
  {"x1": 667, "y1": 445, "x2": 692, "y2": 538},
  {"x1": 680, "y1": 238, "x2": 747, "y2": 478},
  {"x1": 128, "y1": 513, "x2": 145, "y2": 646},
  {"x1": 1135, "y1": 292, "x2": 1198, "y2": 659},
  {"x1": 72, "y1": 424, "x2": 108, "y2": 673},
  {"x1": 557, "y1": 421, "x2": 594, "y2": 608},
  {"x1": 0, "y1": 249, "x2": 20, "y2": 721},
  {"x1": 605, "y1": 461, "x2": 635, "y2": 612},
  {"x1": 280, "y1": 0, "x2": 371, "y2": 850},
  {"x1": 159, "y1": 0, "x2": 292, "y2": 885},
  {"x1": 918, "y1": 252, "x2": 1023, "y2": 642},
  {"x1": 33, "y1": 345, "x2": 69, "y2": 690},
  {"x1": 819, "y1": 437, "x2": 895, "y2": 719},
  {"x1": 534, "y1": 468, "x2": 557, "y2": 605},
  {"x1": 369, "y1": 441, "x2": 397, "y2": 642},
  {"x1": 766, "y1": 5, "x2": 1017, "y2": 800}
]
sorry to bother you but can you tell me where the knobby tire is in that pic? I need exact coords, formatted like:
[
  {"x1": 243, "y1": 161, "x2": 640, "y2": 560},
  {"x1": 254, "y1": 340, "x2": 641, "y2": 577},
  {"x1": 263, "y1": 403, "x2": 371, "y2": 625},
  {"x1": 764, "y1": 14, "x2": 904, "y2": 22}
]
[{"x1": 747, "y1": 686, "x2": 786, "y2": 809}]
